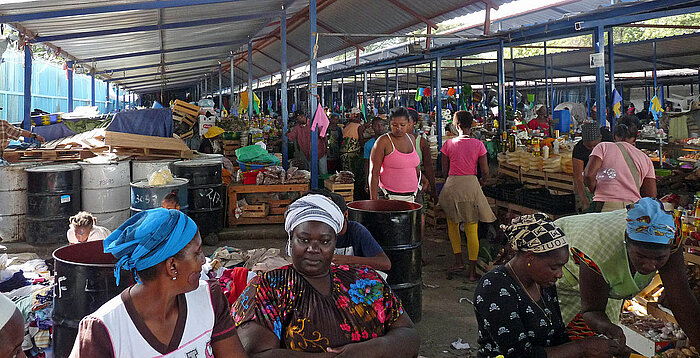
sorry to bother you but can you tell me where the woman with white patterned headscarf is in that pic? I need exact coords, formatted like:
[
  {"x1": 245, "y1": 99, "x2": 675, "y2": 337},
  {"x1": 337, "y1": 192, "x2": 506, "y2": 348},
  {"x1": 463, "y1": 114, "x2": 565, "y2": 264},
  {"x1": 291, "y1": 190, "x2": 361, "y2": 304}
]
[
  {"x1": 232, "y1": 194, "x2": 419, "y2": 357},
  {"x1": 473, "y1": 213, "x2": 619, "y2": 358}
]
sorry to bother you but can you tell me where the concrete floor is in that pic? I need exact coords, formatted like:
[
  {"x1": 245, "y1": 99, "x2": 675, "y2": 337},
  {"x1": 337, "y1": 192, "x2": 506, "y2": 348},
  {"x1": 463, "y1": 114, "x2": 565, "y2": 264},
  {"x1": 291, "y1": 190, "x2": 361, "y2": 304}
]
[{"x1": 3, "y1": 223, "x2": 479, "y2": 357}]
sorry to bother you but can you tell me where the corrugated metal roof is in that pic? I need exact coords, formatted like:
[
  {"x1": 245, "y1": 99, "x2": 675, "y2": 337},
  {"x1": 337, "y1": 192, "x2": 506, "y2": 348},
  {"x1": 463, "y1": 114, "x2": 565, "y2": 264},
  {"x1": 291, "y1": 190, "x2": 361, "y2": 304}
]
[{"x1": 2, "y1": 0, "x2": 516, "y2": 93}]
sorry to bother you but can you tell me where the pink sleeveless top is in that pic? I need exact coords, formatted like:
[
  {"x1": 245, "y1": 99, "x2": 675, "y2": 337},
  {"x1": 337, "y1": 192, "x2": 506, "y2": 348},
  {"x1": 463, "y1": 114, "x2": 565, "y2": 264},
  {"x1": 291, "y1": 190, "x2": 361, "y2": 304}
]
[{"x1": 379, "y1": 133, "x2": 420, "y2": 193}]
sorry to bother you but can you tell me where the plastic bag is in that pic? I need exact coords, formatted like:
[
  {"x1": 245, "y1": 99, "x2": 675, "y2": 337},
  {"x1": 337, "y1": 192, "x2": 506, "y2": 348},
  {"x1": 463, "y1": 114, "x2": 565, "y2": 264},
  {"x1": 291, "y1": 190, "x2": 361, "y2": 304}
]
[
  {"x1": 148, "y1": 168, "x2": 174, "y2": 186},
  {"x1": 235, "y1": 145, "x2": 280, "y2": 164}
]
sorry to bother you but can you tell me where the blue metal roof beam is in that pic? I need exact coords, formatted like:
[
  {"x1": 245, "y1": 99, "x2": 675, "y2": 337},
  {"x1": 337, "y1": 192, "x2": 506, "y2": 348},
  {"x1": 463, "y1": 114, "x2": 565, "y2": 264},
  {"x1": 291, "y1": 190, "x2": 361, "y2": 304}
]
[
  {"x1": 96, "y1": 55, "x2": 224, "y2": 74},
  {"x1": 113, "y1": 65, "x2": 224, "y2": 81},
  {"x1": 614, "y1": 52, "x2": 682, "y2": 69},
  {"x1": 32, "y1": 11, "x2": 281, "y2": 43},
  {"x1": 513, "y1": 60, "x2": 589, "y2": 76},
  {"x1": 75, "y1": 40, "x2": 251, "y2": 64},
  {"x1": 1, "y1": 0, "x2": 253, "y2": 23},
  {"x1": 122, "y1": 67, "x2": 246, "y2": 86}
]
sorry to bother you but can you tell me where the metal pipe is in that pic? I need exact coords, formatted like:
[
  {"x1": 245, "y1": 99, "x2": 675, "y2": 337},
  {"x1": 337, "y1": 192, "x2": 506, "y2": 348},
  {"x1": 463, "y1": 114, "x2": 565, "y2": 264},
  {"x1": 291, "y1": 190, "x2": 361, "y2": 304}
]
[
  {"x1": 91, "y1": 72, "x2": 96, "y2": 107},
  {"x1": 105, "y1": 80, "x2": 110, "y2": 113},
  {"x1": 385, "y1": 69, "x2": 389, "y2": 112},
  {"x1": 511, "y1": 48, "x2": 516, "y2": 111},
  {"x1": 116, "y1": 86, "x2": 120, "y2": 112},
  {"x1": 544, "y1": 41, "x2": 549, "y2": 111},
  {"x1": 230, "y1": 57, "x2": 235, "y2": 114}
]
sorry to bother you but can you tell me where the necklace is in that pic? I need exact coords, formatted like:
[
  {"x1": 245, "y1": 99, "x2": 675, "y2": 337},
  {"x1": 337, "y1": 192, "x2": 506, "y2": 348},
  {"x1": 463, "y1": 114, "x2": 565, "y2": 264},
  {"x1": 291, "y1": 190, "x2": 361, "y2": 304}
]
[{"x1": 507, "y1": 262, "x2": 552, "y2": 325}]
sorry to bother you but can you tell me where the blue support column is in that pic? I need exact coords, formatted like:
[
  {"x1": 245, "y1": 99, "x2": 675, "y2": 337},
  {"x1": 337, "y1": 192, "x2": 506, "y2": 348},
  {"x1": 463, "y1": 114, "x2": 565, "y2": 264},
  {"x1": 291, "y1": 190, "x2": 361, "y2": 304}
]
[
  {"x1": 91, "y1": 72, "x2": 96, "y2": 106},
  {"x1": 362, "y1": 72, "x2": 368, "y2": 119},
  {"x1": 586, "y1": 86, "x2": 590, "y2": 117},
  {"x1": 309, "y1": 0, "x2": 319, "y2": 188},
  {"x1": 594, "y1": 27, "x2": 607, "y2": 127},
  {"x1": 608, "y1": 29, "x2": 615, "y2": 96},
  {"x1": 429, "y1": 62, "x2": 434, "y2": 112},
  {"x1": 105, "y1": 80, "x2": 110, "y2": 113},
  {"x1": 122, "y1": 91, "x2": 126, "y2": 111},
  {"x1": 653, "y1": 41, "x2": 658, "y2": 102},
  {"x1": 230, "y1": 57, "x2": 235, "y2": 115},
  {"x1": 436, "y1": 57, "x2": 442, "y2": 152},
  {"x1": 116, "y1": 86, "x2": 120, "y2": 112},
  {"x1": 23, "y1": 45, "x2": 32, "y2": 130},
  {"x1": 497, "y1": 40, "x2": 506, "y2": 126},
  {"x1": 512, "y1": 48, "x2": 517, "y2": 111},
  {"x1": 385, "y1": 69, "x2": 389, "y2": 113},
  {"x1": 67, "y1": 60, "x2": 74, "y2": 112},
  {"x1": 247, "y1": 39, "x2": 253, "y2": 118},
  {"x1": 281, "y1": 7, "x2": 289, "y2": 169},
  {"x1": 218, "y1": 63, "x2": 223, "y2": 111},
  {"x1": 544, "y1": 42, "x2": 549, "y2": 111},
  {"x1": 481, "y1": 65, "x2": 486, "y2": 119}
]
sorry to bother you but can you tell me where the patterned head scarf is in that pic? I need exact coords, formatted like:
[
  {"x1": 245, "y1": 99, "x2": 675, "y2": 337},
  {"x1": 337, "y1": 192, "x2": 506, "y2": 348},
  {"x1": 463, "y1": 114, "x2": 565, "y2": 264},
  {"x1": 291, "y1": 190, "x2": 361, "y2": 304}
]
[
  {"x1": 581, "y1": 121, "x2": 601, "y2": 142},
  {"x1": 284, "y1": 194, "x2": 345, "y2": 255},
  {"x1": 501, "y1": 213, "x2": 568, "y2": 253},
  {"x1": 626, "y1": 197, "x2": 676, "y2": 245},
  {"x1": 104, "y1": 208, "x2": 198, "y2": 285}
]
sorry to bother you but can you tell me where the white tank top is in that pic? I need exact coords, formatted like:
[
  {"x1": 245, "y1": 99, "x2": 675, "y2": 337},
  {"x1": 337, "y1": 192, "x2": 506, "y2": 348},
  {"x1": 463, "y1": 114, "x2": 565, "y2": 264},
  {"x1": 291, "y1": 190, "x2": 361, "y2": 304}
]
[{"x1": 84, "y1": 281, "x2": 215, "y2": 358}]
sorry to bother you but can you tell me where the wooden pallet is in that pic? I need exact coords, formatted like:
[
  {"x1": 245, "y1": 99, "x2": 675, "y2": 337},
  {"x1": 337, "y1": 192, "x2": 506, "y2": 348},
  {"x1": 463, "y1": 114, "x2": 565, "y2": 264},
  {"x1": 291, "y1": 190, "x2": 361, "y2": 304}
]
[
  {"x1": 240, "y1": 203, "x2": 269, "y2": 218},
  {"x1": 105, "y1": 131, "x2": 193, "y2": 159},
  {"x1": 269, "y1": 199, "x2": 291, "y2": 215},
  {"x1": 324, "y1": 179, "x2": 354, "y2": 202},
  {"x1": 3, "y1": 148, "x2": 95, "y2": 162},
  {"x1": 498, "y1": 162, "x2": 520, "y2": 180}
]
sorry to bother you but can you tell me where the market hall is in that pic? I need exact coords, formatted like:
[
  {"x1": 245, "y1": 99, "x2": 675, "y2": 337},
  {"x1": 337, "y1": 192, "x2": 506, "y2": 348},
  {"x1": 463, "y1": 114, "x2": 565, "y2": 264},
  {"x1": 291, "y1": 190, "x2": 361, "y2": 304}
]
[{"x1": 1, "y1": 0, "x2": 700, "y2": 357}]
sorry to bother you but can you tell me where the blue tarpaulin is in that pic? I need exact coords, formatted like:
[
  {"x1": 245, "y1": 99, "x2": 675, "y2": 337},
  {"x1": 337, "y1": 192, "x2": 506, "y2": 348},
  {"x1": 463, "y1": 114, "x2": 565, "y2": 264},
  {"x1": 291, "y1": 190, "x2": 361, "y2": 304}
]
[
  {"x1": 33, "y1": 122, "x2": 76, "y2": 142},
  {"x1": 107, "y1": 108, "x2": 173, "y2": 137}
]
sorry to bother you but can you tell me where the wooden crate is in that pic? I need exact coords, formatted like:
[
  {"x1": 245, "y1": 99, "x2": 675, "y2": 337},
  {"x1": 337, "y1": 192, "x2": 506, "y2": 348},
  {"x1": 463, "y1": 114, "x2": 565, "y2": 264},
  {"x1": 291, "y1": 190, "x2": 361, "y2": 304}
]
[
  {"x1": 240, "y1": 204, "x2": 269, "y2": 218},
  {"x1": 426, "y1": 201, "x2": 447, "y2": 229},
  {"x1": 520, "y1": 169, "x2": 546, "y2": 187},
  {"x1": 545, "y1": 172, "x2": 574, "y2": 193},
  {"x1": 498, "y1": 162, "x2": 520, "y2": 180},
  {"x1": 269, "y1": 199, "x2": 291, "y2": 215},
  {"x1": 173, "y1": 99, "x2": 200, "y2": 117},
  {"x1": 228, "y1": 183, "x2": 309, "y2": 226},
  {"x1": 324, "y1": 179, "x2": 354, "y2": 202}
]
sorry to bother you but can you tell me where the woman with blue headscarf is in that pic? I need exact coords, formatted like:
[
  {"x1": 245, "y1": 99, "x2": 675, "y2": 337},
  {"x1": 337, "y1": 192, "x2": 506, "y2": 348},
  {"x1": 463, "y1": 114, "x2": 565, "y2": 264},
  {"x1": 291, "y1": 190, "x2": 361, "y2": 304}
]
[
  {"x1": 554, "y1": 197, "x2": 700, "y2": 353},
  {"x1": 232, "y1": 194, "x2": 420, "y2": 357},
  {"x1": 71, "y1": 208, "x2": 247, "y2": 358}
]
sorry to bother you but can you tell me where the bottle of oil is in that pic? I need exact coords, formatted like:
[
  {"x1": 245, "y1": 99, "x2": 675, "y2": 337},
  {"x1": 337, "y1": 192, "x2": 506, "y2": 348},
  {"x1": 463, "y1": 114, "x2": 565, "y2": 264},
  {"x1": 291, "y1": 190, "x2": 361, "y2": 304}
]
[
  {"x1": 507, "y1": 132, "x2": 516, "y2": 152},
  {"x1": 532, "y1": 137, "x2": 541, "y2": 157}
]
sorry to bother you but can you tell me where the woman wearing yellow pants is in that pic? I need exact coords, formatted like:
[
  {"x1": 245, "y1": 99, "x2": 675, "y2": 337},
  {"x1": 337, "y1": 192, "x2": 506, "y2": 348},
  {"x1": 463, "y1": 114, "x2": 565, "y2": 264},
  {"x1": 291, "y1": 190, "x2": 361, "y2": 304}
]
[{"x1": 439, "y1": 111, "x2": 496, "y2": 281}]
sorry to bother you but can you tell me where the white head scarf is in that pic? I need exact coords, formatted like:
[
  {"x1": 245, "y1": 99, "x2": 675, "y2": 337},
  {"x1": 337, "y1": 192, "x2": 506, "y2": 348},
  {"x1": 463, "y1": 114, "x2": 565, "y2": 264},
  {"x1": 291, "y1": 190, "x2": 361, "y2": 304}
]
[
  {"x1": 284, "y1": 194, "x2": 345, "y2": 255},
  {"x1": 0, "y1": 294, "x2": 18, "y2": 329}
]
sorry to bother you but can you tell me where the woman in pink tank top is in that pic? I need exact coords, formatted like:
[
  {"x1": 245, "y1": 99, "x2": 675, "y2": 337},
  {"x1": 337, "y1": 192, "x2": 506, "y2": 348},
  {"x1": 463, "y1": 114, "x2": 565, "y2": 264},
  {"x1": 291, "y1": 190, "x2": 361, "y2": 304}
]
[{"x1": 369, "y1": 107, "x2": 421, "y2": 202}]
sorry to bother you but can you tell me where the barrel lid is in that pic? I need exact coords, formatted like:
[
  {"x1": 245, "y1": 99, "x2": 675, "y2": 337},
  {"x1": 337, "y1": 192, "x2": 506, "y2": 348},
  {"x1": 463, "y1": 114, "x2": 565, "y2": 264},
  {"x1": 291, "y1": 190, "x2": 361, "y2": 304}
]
[
  {"x1": 130, "y1": 177, "x2": 189, "y2": 188},
  {"x1": 172, "y1": 159, "x2": 222, "y2": 168},
  {"x1": 133, "y1": 159, "x2": 176, "y2": 164},
  {"x1": 26, "y1": 163, "x2": 81, "y2": 173}
]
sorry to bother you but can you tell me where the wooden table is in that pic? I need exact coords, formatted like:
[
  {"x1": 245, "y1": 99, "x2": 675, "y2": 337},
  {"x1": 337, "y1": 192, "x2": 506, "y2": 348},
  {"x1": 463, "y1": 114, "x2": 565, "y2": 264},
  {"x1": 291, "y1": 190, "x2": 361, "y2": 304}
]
[{"x1": 227, "y1": 183, "x2": 309, "y2": 226}]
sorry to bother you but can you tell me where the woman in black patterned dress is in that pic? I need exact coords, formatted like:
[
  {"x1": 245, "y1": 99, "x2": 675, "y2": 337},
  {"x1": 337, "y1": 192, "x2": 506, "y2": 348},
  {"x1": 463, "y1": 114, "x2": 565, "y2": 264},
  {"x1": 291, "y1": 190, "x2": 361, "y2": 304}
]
[{"x1": 473, "y1": 213, "x2": 619, "y2": 358}]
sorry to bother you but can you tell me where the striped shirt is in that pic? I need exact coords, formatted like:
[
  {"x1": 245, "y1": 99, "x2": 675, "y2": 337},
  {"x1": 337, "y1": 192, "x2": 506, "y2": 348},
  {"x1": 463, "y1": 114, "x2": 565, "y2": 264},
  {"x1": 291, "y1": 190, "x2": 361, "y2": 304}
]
[{"x1": 0, "y1": 119, "x2": 23, "y2": 150}]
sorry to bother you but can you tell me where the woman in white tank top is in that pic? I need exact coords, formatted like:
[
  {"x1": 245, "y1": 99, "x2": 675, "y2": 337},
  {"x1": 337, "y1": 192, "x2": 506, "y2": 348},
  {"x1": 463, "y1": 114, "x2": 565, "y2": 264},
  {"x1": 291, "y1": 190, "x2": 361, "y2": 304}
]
[{"x1": 70, "y1": 208, "x2": 247, "y2": 358}]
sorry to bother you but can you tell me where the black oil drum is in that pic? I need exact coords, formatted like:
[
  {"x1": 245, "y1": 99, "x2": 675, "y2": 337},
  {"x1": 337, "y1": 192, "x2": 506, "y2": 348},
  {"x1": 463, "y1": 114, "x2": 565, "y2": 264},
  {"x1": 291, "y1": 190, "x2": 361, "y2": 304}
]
[
  {"x1": 347, "y1": 200, "x2": 423, "y2": 322},
  {"x1": 171, "y1": 159, "x2": 224, "y2": 236},
  {"x1": 52, "y1": 240, "x2": 133, "y2": 358},
  {"x1": 25, "y1": 164, "x2": 81, "y2": 244}
]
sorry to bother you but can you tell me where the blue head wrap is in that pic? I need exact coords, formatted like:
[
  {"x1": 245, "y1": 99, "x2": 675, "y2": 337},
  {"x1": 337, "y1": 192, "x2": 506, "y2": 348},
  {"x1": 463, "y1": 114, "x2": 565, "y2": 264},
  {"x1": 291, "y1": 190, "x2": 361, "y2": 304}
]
[
  {"x1": 104, "y1": 208, "x2": 198, "y2": 285},
  {"x1": 626, "y1": 198, "x2": 676, "y2": 245}
]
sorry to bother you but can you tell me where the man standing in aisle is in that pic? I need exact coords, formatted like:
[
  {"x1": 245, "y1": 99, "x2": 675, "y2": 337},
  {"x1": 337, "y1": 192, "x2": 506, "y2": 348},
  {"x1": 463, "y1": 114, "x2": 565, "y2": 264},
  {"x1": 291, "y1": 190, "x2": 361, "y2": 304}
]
[
  {"x1": 0, "y1": 118, "x2": 45, "y2": 159},
  {"x1": 287, "y1": 110, "x2": 328, "y2": 174}
]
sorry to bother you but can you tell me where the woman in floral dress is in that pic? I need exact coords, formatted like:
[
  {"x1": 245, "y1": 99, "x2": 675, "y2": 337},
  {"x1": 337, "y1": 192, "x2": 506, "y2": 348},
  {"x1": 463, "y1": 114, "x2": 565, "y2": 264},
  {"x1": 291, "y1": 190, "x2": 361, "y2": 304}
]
[{"x1": 232, "y1": 194, "x2": 420, "y2": 356}]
